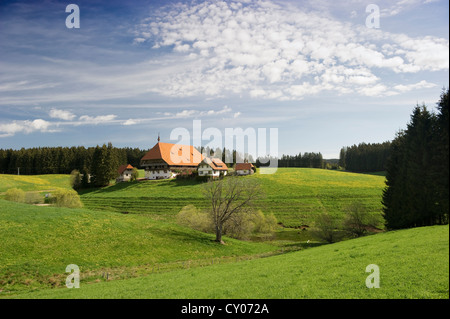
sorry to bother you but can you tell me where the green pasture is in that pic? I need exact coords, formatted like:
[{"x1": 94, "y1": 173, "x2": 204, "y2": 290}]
[
  {"x1": 0, "y1": 200, "x2": 277, "y2": 295},
  {"x1": 0, "y1": 174, "x2": 71, "y2": 194},
  {"x1": 10, "y1": 224, "x2": 448, "y2": 299},
  {"x1": 80, "y1": 168, "x2": 386, "y2": 227}
]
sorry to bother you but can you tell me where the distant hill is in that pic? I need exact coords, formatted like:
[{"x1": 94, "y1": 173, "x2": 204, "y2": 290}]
[{"x1": 80, "y1": 167, "x2": 386, "y2": 227}]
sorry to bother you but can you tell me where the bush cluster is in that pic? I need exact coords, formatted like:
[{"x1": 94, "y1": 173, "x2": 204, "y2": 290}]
[
  {"x1": 5, "y1": 188, "x2": 26, "y2": 203},
  {"x1": 46, "y1": 189, "x2": 83, "y2": 208},
  {"x1": 4, "y1": 188, "x2": 44, "y2": 204},
  {"x1": 176, "y1": 205, "x2": 278, "y2": 240},
  {"x1": 310, "y1": 201, "x2": 384, "y2": 243}
]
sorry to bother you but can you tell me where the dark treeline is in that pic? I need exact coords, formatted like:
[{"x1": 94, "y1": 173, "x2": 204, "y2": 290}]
[
  {"x1": 339, "y1": 142, "x2": 391, "y2": 172},
  {"x1": 1, "y1": 142, "x2": 328, "y2": 175},
  {"x1": 0, "y1": 145, "x2": 147, "y2": 176},
  {"x1": 382, "y1": 89, "x2": 449, "y2": 229},
  {"x1": 197, "y1": 146, "x2": 324, "y2": 169},
  {"x1": 276, "y1": 152, "x2": 324, "y2": 168},
  {"x1": 197, "y1": 146, "x2": 250, "y2": 165}
]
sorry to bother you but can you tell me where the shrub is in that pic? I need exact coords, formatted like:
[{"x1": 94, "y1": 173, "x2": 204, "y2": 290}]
[
  {"x1": 195, "y1": 175, "x2": 210, "y2": 183},
  {"x1": 310, "y1": 212, "x2": 344, "y2": 243},
  {"x1": 5, "y1": 188, "x2": 25, "y2": 203},
  {"x1": 253, "y1": 211, "x2": 278, "y2": 237},
  {"x1": 223, "y1": 212, "x2": 255, "y2": 240},
  {"x1": 70, "y1": 169, "x2": 82, "y2": 190},
  {"x1": 50, "y1": 189, "x2": 83, "y2": 208},
  {"x1": 24, "y1": 192, "x2": 43, "y2": 204},
  {"x1": 343, "y1": 201, "x2": 384, "y2": 237},
  {"x1": 177, "y1": 205, "x2": 277, "y2": 241},
  {"x1": 130, "y1": 168, "x2": 139, "y2": 182},
  {"x1": 176, "y1": 205, "x2": 213, "y2": 233},
  {"x1": 174, "y1": 169, "x2": 196, "y2": 180},
  {"x1": 223, "y1": 210, "x2": 278, "y2": 240}
]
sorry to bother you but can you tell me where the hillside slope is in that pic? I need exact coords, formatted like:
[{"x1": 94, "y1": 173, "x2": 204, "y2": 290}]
[
  {"x1": 0, "y1": 200, "x2": 276, "y2": 295},
  {"x1": 11, "y1": 224, "x2": 448, "y2": 299},
  {"x1": 0, "y1": 174, "x2": 71, "y2": 193},
  {"x1": 80, "y1": 168, "x2": 386, "y2": 227}
]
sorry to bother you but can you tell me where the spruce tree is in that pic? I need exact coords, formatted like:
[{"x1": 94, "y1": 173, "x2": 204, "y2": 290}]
[
  {"x1": 383, "y1": 101, "x2": 448, "y2": 229},
  {"x1": 433, "y1": 89, "x2": 449, "y2": 223}
]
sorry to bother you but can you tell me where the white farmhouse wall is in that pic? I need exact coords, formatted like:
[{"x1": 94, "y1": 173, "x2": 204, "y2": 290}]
[
  {"x1": 117, "y1": 169, "x2": 134, "y2": 182},
  {"x1": 145, "y1": 169, "x2": 176, "y2": 180}
]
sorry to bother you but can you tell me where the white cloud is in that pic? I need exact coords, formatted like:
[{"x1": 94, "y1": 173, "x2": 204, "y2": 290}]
[
  {"x1": 133, "y1": 37, "x2": 146, "y2": 44},
  {"x1": 0, "y1": 119, "x2": 52, "y2": 137},
  {"x1": 134, "y1": 0, "x2": 448, "y2": 100},
  {"x1": 176, "y1": 110, "x2": 197, "y2": 118},
  {"x1": 170, "y1": 105, "x2": 233, "y2": 118},
  {"x1": 123, "y1": 119, "x2": 138, "y2": 126},
  {"x1": 0, "y1": 80, "x2": 57, "y2": 92},
  {"x1": 78, "y1": 114, "x2": 117, "y2": 125},
  {"x1": 49, "y1": 108, "x2": 76, "y2": 121},
  {"x1": 393, "y1": 80, "x2": 437, "y2": 92},
  {"x1": 210, "y1": 105, "x2": 231, "y2": 115}
]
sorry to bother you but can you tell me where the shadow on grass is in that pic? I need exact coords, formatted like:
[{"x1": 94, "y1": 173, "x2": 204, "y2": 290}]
[
  {"x1": 334, "y1": 170, "x2": 386, "y2": 177},
  {"x1": 153, "y1": 178, "x2": 205, "y2": 188},
  {"x1": 77, "y1": 180, "x2": 157, "y2": 196}
]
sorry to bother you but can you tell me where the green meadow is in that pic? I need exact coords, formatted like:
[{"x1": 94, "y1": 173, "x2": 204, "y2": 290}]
[
  {"x1": 0, "y1": 174, "x2": 71, "y2": 194},
  {"x1": 0, "y1": 168, "x2": 447, "y2": 299},
  {"x1": 9, "y1": 224, "x2": 449, "y2": 299},
  {"x1": 0, "y1": 199, "x2": 277, "y2": 295},
  {"x1": 80, "y1": 168, "x2": 386, "y2": 227}
]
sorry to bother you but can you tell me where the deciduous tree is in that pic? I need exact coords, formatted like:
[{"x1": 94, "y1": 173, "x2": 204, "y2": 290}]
[{"x1": 203, "y1": 177, "x2": 263, "y2": 244}]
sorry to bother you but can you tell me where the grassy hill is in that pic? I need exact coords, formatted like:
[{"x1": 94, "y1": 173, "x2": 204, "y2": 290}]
[
  {"x1": 80, "y1": 168, "x2": 386, "y2": 227},
  {"x1": 0, "y1": 174, "x2": 71, "y2": 194},
  {"x1": 0, "y1": 169, "x2": 447, "y2": 299},
  {"x1": 0, "y1": 200, "x2": 277, "y2": 295},
  {"x1": 8, "y1": 224, "x2": 448, "y2": 299}
]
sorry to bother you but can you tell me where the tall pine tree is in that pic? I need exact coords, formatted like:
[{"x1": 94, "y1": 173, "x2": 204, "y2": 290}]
[
  {"x1": 383, "y1": 92, "x2": 449, "y2": 229},
  {"x1": 433, "y1": 89, "x2": 449, "y2": 223}
]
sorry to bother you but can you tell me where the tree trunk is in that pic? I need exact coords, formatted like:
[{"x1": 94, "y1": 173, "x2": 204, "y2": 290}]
[{"x1": 215, "y1": 225, "x2": 225, "y2": 244}]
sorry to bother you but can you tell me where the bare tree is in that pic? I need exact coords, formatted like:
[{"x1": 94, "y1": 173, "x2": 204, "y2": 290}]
[
  {"x1": 343, "y1": 201, "x2": 383, "y2": 237},
  {"x1": 203, "y1": 177, "x2": 262, "y2": 244},
  {"x1": 310, "y1": 212, "x2": 343, "y2": 244}
]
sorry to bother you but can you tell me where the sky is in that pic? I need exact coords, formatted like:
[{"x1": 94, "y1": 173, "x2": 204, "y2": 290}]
[{"x1": 0, "y1": 0, "x2": 448, "y2": 159}]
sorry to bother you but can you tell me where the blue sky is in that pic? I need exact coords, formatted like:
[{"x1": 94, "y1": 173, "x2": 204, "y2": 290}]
[{"x1": 0, "y1": 0, "x2": 448, "y2": 158}]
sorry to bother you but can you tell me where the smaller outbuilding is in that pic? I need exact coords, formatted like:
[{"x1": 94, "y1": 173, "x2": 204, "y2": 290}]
[
  {"x1": 235, "y1": 162, "x2": 255, "y2": 175},
  {"x1": 198, "y1": 157, "x2": 228, "y2": 178},
  {"x1": 117, "y1": 164, "x2": 135, "y2": 182}
]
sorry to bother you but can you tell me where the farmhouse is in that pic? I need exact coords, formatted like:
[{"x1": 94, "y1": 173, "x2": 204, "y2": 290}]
[
  {"x1": 140, "y1": 140, "x2": 204, "y2": 180},
  {"x1": 235, "y1": 162, "x2": 255, "y2": 175},
  {"x1": 117, "y1": 164, "x2": 134, "y2": 182},
  {"x1": 197, "y1": 157, "x2": 228, "y2": 178}
]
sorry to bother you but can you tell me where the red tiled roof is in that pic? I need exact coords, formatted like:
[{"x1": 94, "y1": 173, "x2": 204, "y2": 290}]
[
  {"x1": 118, "y1": 164, "x2": 134, "y2": 175},
  {"x1": 201, "y1": 157, "x2": 228, "y2": 171},
  {"x1": 141, "y1": 142, "x2": 204, "y2": 166},
  {"x1": 235, "y1": 163, "x2": 254, "y2": 171}
]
